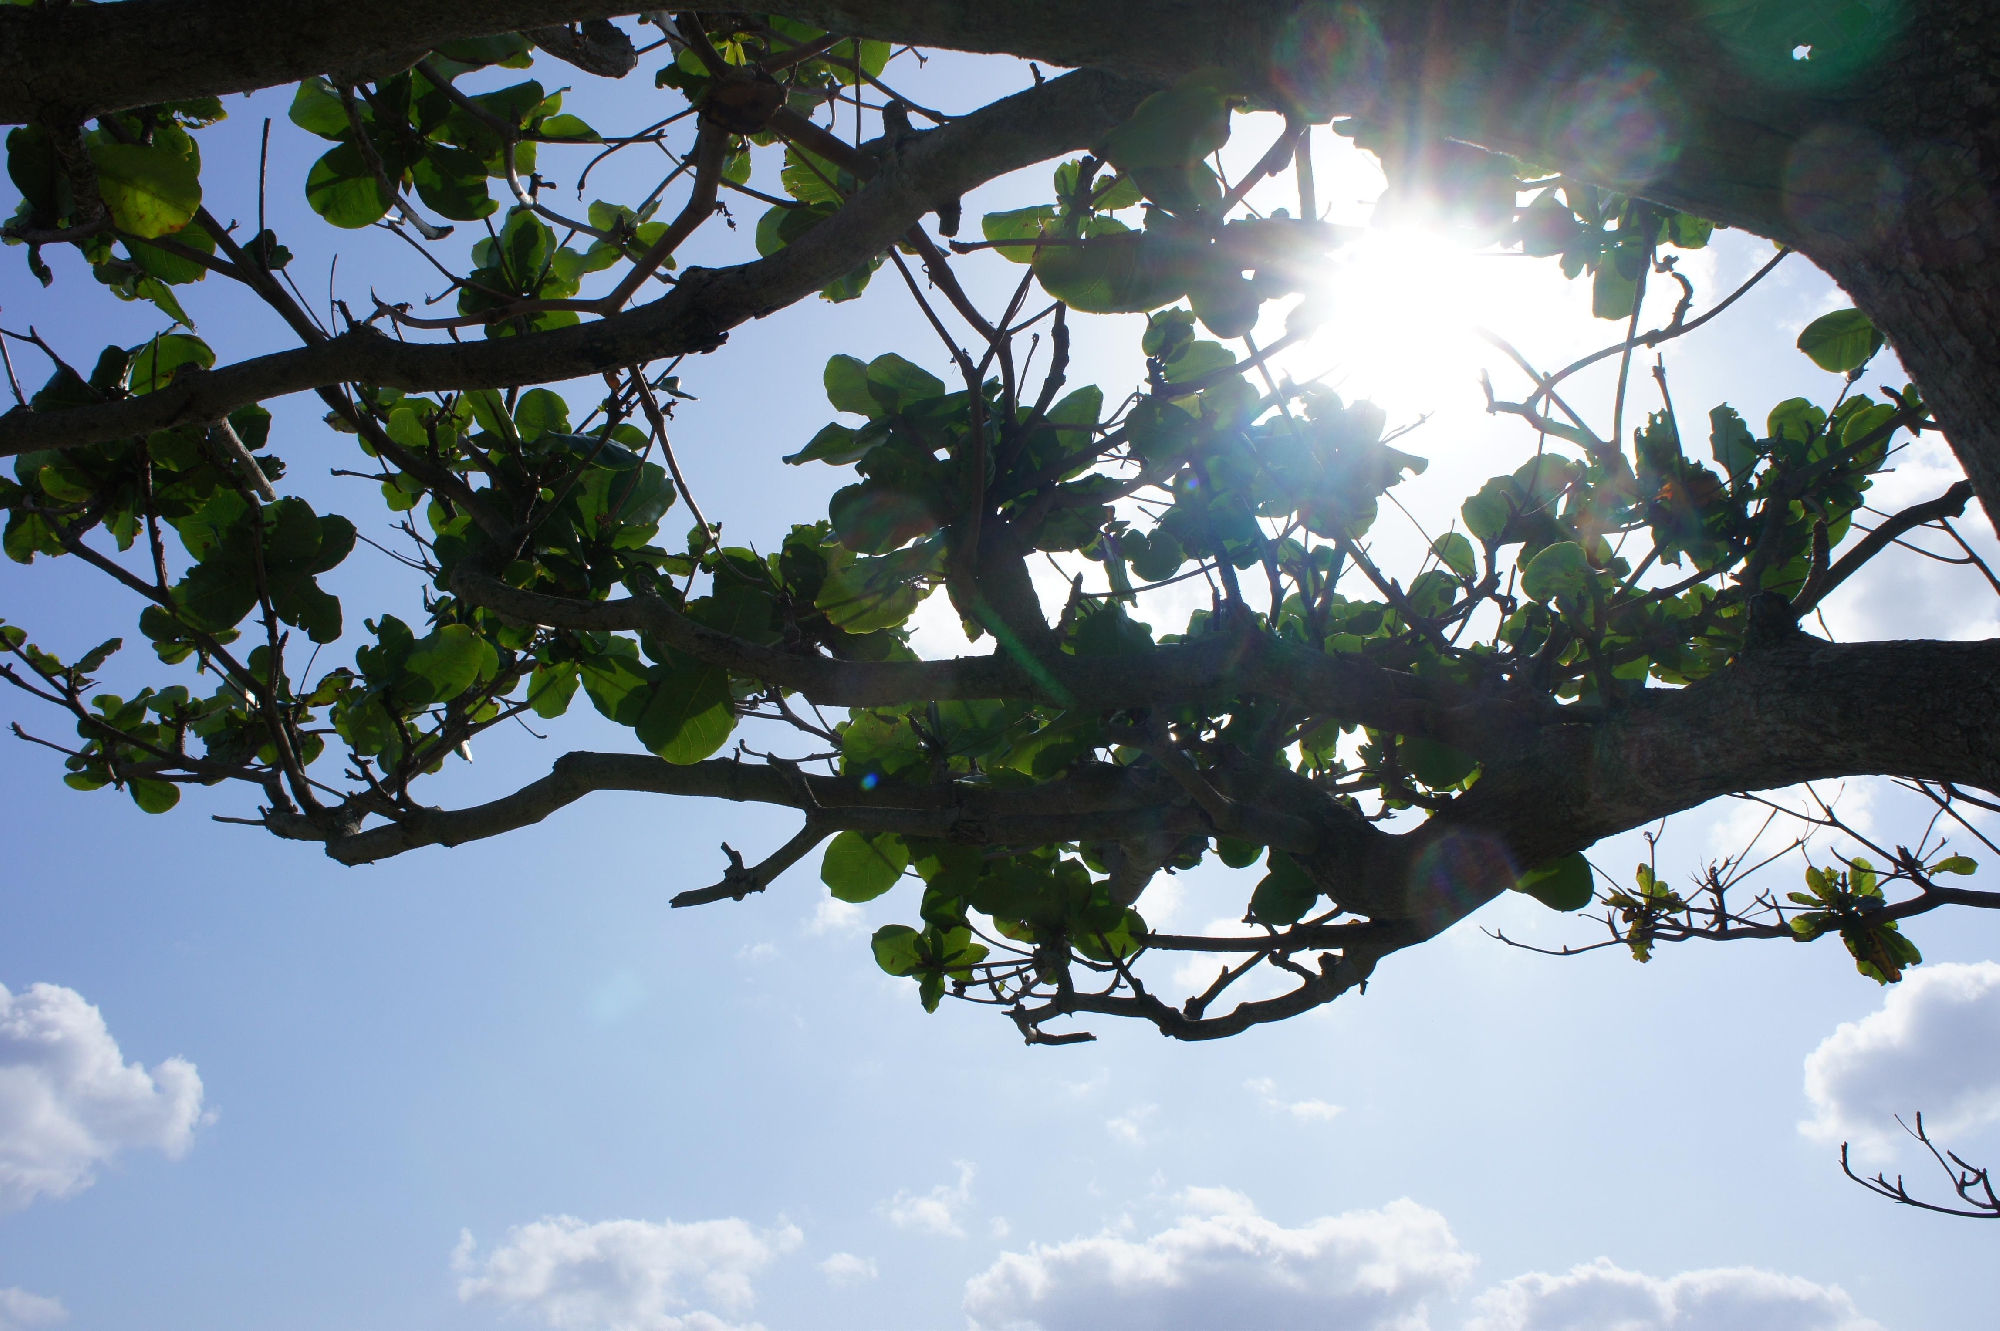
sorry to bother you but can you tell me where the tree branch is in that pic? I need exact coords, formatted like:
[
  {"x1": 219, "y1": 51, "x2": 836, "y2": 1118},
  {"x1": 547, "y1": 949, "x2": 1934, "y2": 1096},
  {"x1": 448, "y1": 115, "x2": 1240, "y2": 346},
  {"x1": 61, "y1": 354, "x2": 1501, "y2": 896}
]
[{"x1": 0, "y1": 69, "x2": 1148, "y2": 460}]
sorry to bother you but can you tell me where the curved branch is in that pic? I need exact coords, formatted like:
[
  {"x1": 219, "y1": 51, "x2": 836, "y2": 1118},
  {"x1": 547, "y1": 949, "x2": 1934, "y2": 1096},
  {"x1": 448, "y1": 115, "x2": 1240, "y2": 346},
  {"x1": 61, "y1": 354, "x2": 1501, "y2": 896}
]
[
  {"x1": 448, "y1": 565, "x2": 1550, "y2": 758},
  {"x1": 1792, "y1": 482, "x2": 1975, "y2": 617},
  {"x1": 298, "y1": 749, "x2": 1277, "y2": 865},
  {"x1": 0, "y1": 69, "x2": 1149, "y2": 459}
]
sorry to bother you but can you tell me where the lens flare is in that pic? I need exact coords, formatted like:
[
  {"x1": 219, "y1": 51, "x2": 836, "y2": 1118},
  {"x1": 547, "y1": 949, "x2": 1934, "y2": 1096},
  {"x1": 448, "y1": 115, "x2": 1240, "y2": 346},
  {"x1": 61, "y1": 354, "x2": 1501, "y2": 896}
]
[
  {"x1": 1270, "y1": 3, "x2": 1387, "y2": 120},
  {"x1": 1558, "y1": 64, "x2": 1682, "y2": 187},
  {"x1": 1783, "y1": 123, "x2": 1905, "y2": 248},
  {"x1": 1407, "y1": 830, "x2": 1516, "y2": 932}
]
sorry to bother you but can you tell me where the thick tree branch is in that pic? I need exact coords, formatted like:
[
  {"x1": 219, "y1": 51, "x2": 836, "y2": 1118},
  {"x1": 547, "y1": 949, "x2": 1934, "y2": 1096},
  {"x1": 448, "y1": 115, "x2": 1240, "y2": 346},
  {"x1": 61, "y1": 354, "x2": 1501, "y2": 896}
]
[
  {"x1": 448, "y1": 564, "x2": 1551, "y2": 759},
  {"x1": 0, "y1": 2, "x2": 640, "y2": 123},
  {"x1": 0, "y1": 69, "x2": 1147, "y2": 459}
]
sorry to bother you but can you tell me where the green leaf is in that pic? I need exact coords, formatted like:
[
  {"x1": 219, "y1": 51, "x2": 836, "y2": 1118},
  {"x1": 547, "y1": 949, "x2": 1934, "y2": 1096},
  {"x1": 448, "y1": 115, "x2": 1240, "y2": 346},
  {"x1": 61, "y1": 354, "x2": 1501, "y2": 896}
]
[
  {"x1": 1249, "y1": 850, "x2": 1318, "y2": 925},
  {"x1": 578, "y1": 640, "x2": 652, "y2": 725},
  {"x1": 1215, "y1": 836, "x2": 1263, "y2": 868},
  {"x1": 1797, "y1": 307, "x2": 1885, "y2": 374},
  {"x1": 537, "y1": 113, "x2": 599, "y2": 143},
  {"x1": 980, "y1": 204, "x2": 1057, "y2": 262},
  {"x1": 635, "y1": 658, "x2": 733, "y2": 763},
  {"x1": 1431, "y1": 532, "x2": 1476, "y2": 580},
  {"x1": 780, "y1": 144, "x2": 850, "y2": 205},
  {"x1": 7, "y1": 124, "x2": 65, "y2": 218},
  {"x1": 403, "y1": 624, "x2": 498, "y2": 702},
  {"x1": 821, "y1": 830, "x2": 909, "y2": 903},
  {"x1": 785, "y1": 421, "x2": 874, "y2": 467},
  {"x1": 1161, "y1": 339, "x2": 1236, "y2": 384},
  {"x1": 823, "y1": 354, "x2": 876, "y2": 417},
  {"x1": 1665, "y1": 212, "x2": 1713, "y2": 249},
  {"x1": 870, "y1": 923, "x2": 924, "y2": 976},
  {"x1": 863, "y1": 353, "x2": 946, "y2": 414},
  {"x1": 527, "y1": 661, "x2": 580, "y2": 719},
  {"x1": 1930, "y1": 855, "x2": 1978, "y2": 876},
  {"x1": 1401, "y1": 737, "x2": 1476, "y2": 788},
  {"x1": 1515, "y1": 853, "x2": 1594, "y2": 911},
  {"x1": 513, "y1": 388, "x2": 570, "y2": 441},
  {"x1": 305, "y1": 142, "x2": 393, "y2": 229},
  {"x1": 127, "y1": 777, "x2": 181, "y2": 814},
  {"x1": 287, "y1": 78, "x2": 352, "y2": 139},
  {"x1": 126, "y1": 334, "x2": 214, "y2": 393},
  {"x1": 1520, "y1": 541, "x2": 1589, "y2": 602},
  {"x1": 815, "y1": 544, "x2": 937, "y2": 631},
  {"x1": 1591, "y1": 262, "x2": 1637, "y2": 320},
  {"x1": 1097, "y1": 68, "x2": 1236, "y2": 215},
  {"x1": 1461, "y1": 477, "x2": 1517, "y2": 543},
  {"x1": 88, "y1": 141, "x2": 201, "y2": 239},
  {"x1": 411, "y1": 145, "x2": 496, "y2": 221},
  {"x1": 1033, "y1": 228, "x2": 1189, "y2": 314},
  {"x1": 1126, "y1": 527, "x2": 1184, "y2": 582},
  {"x1": 1708, "y1": 405, "x2": 1760, "y2": 481}
]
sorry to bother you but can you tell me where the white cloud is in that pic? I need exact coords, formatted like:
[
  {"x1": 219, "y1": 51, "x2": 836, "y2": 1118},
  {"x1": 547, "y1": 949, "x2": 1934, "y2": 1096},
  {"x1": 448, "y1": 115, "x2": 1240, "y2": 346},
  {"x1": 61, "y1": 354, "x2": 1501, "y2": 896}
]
[
  {"x1": 1800, "y1": 960, "x2": 2000, "y2": 1160},
  {"x1": 1246, "y1": 1077, "x2": 1344, "y2": 1123},
  {"x1": 454, "y1": 1215, "x2": 802, "y2": 1331},
  {"x1": 1105, "y1": 1105, "x2": 1158, "y2": 1147},
  {"x1": 962, "y1": 1189, "x2": 1474, "y2": 1331},
  {"x1": 803, "y1": 899, "x2": 866, "y2": 937},
  {"x1": 0, "y1": 1288, "x2": 66, "y2": 1330},
  {"x1": 817, "y1": 1252, "x2": 876, "y2": 1287},
  {"x1": 0, "y1": 981, "x2": 205, "y2": 1210},
  {"x1": 880, "y1": 1161, "x2": 975, "y2": 1237},
  {"x1": 1061, "y1": 1069, "x2": 1109, "y2": 1099},
  {"x1": 1705, "y1": 782, "x2": 1877, "y2": 865},
  {"x1": 734, "y1": 942, "x2": 780, "y2": 964},
  {"x1": 1465, "y1": 1257, "x2": 1881, "y2": 1331}
]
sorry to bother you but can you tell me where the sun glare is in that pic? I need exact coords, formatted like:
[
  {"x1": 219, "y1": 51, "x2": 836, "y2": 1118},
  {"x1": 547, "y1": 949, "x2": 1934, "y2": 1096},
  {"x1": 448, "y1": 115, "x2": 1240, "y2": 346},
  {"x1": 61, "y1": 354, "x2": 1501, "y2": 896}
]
[{"x1": 1278, "y1": 224, "x2": 1596, "y2": 424}]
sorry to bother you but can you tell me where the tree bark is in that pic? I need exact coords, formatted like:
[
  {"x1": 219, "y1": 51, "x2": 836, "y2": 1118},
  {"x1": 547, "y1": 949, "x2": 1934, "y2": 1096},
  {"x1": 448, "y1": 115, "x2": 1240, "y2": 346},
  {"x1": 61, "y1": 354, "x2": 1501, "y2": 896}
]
[{"x1": 4, "y1": 1, "x2": 1997, "y2": 526}]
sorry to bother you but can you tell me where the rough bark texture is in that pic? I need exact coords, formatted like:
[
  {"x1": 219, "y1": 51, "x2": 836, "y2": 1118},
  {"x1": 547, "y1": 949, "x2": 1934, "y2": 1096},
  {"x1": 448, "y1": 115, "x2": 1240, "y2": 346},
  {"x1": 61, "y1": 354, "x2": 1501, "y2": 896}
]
[
  {"x1": 1801, "y1": 4, "x2": 2000, "y2": 524},
  {"x1": 4, "y1": 1, "x2": 1994, "y2": 525},
  {"x1": 0, "y1": 1, "x2": 634, "y2": 122}
]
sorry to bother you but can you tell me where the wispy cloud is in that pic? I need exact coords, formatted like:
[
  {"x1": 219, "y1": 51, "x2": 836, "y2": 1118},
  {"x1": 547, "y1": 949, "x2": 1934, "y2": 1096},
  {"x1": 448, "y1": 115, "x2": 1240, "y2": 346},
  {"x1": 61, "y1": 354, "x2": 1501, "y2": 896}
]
[{"x1": 1246, "y1": 1077, "x2": 1343, "y2": 1123}]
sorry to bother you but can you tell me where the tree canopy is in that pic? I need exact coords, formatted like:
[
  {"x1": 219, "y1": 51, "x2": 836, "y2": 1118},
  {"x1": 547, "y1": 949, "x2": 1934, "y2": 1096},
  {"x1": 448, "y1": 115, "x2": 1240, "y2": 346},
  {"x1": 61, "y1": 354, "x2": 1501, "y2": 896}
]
[{"x1": 3, "y1": 5, "x2": 1998, "y2": 1044}]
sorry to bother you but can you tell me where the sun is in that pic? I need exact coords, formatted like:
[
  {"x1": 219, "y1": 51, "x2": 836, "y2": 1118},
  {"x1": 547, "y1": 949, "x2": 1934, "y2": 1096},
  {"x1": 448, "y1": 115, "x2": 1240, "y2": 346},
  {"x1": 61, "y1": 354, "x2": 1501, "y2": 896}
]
[{"x1": 1271, "y1": 224, "x2": 1597, "y2": 424}]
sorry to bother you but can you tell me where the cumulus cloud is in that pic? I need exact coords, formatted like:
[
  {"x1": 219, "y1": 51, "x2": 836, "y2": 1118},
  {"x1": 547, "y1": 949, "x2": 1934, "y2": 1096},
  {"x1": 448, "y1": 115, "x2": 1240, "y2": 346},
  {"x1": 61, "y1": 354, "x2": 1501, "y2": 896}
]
[
  {"x1": 880, "y1": 1161, "x2": 976, "y2": 1237},
  {"x1": 454, "y1": 1215, "x2": 802, "y2": 1331},
  {"x1": 1800, "y1": 960, "x2": 2000, "y2": 1160},
  {"x1": 1465, "y1": 1258, "x2": 1881, "y2": 1331},
  {"x1": 818, "y1": 1252, "x2": 876, "y2": 1287},
  {"x1": 803, "y1": 899, "x2": 866, "y2": 937},
  {"x1": 0, "y1": 981, "x2": 205, "y2": 1210},
  {"x1": 0, "y1": 1289, "x2": 66, "y2": 1330},
  {"x1": 962, "y1": 1188, "x2": 1474, "y2": 1331},
  {"x1": 1246, "y1": 1077, "x2": 1343, "y2": 1123}
]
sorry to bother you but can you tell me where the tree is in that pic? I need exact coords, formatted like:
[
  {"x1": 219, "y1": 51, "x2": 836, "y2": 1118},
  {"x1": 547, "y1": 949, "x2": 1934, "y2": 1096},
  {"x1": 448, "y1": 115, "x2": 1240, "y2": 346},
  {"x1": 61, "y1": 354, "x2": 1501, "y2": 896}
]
[
  {"x1": 1844, "y1": 1113, "x2": 2000, "y2": 1220},
  {"x1": 2, "y1": 7, "x2": 1997, "y2": 1043}
]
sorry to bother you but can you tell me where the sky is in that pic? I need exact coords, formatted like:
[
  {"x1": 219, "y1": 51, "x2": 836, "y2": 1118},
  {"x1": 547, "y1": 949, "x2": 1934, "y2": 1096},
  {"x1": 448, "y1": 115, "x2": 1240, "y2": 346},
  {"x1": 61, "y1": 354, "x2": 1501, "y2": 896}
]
[{"x1": 4, "y1": 35, "x2": 2000, "y2": 1331}]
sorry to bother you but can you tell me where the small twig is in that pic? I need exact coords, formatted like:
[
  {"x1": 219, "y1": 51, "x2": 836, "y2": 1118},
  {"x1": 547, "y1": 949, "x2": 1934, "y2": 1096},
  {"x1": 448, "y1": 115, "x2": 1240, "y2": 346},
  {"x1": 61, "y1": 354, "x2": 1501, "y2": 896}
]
[
  {"x1": 631, "y1": 366, "x2": 712, "y2": 538},
  {"x1": 671, "y1": 820, "x2": 830, "y2": 906},
  {"x1": 210, "y1": 417, "x2": 279, "y2": 503}
]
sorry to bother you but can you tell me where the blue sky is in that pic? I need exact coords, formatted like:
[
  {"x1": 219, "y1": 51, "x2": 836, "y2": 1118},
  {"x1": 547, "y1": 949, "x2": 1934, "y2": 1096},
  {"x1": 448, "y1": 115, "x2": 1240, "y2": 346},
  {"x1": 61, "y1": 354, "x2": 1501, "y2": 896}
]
[{"x1": 4, "y1": 38, "x2": 2000, "y2": 1331}]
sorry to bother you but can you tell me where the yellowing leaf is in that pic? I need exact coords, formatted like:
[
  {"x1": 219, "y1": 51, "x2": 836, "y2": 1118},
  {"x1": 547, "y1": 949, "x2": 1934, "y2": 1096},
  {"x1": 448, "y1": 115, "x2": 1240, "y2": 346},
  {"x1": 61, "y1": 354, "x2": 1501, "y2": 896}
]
[{"x1": 89, "y1": 141, "x2": 201, "y2": 238}]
